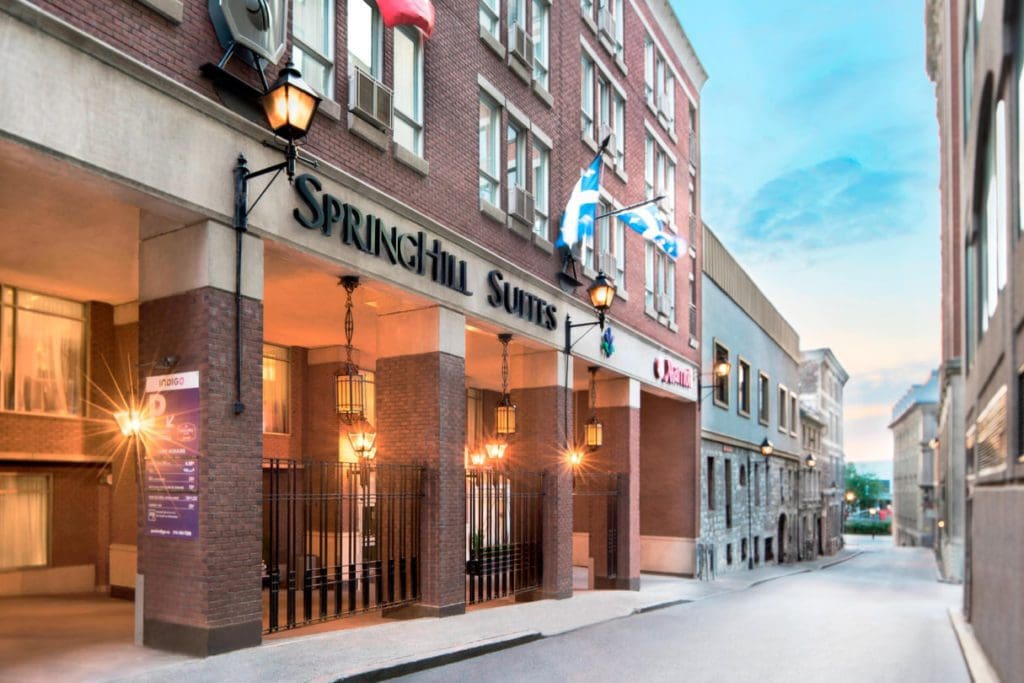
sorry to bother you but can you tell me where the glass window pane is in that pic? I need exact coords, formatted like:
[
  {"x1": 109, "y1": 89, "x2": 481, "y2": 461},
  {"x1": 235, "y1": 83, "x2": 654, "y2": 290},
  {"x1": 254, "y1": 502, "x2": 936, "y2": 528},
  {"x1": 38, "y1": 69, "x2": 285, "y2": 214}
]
[
  {"x1": 348, "y1": 0, "x2": 379, "y2": 76},
  {"x1": 0, "y1": 474, "x2": 49, "y2": 569},
  {"x1": 12, "y1": 309, "x2": 83, "y2": 415},
  {"x1": 262, "y1": 344, "x2": 290, "y2": 434},
  {"x1": 294, "y1": 0, "x2": 330, "y2": 54}
]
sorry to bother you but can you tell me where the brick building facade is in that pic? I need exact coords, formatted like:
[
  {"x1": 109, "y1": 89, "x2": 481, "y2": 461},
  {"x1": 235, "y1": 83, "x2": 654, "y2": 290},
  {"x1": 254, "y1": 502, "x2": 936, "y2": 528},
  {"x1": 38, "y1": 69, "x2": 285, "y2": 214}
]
[
  {"x1": 926, "y1": 1, "x2": 1024, "y2": 677},
  {"x1": 0, "y1": 0, "x2": 706, "y2": 656}
]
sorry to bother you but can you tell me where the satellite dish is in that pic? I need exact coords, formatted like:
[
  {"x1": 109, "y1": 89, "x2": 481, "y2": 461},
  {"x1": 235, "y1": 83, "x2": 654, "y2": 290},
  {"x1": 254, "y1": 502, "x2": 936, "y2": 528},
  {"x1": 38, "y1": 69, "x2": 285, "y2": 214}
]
[{"x1": 209, "y1": 0, "x2": 287, "y2": 65}]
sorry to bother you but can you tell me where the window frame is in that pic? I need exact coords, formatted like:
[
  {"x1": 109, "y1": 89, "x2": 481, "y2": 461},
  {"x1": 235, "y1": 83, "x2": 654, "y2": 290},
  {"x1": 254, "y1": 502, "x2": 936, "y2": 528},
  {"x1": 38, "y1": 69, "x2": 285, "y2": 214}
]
[
  {"x1": 478, "y1": 93, "x2": 502, "y2": 205},
  {"x1": 292, "y1": 0, "x2": 336, "y2": 98},
  {"x1": 262, "y1": 342, "x2": 291, "y2": 435},
  {"x1": 758, "y1": 371, "x2": 770, "y2": 426},
  {"x1": 0, "y1": 472, "x2": 51, "y2": 570},
  {"x1": 480, "y1": 0, "x2": 500, "y2": 39},
  {"x1": 347, "y1": 0, "x2": 383, "y2": 79},
  {"x1": 778, "y1": 385, "x2": 789, "y2": 434},
  {"x1": 0, "y1": 285, "x2": 86, "y2": 417},
  {"x1": 532, "y1": 0, "x2": 550, "y2": 88},
  {"x1": 532, "y1": 140, "x2": 550, "y2": 239},
  {"x1": 737, "y1": 357, "x2": 751, "y2": 417},
  {"x1": 392, "y1": 25, "x2": 424, "y2": 156},
  {"x1": 713, "y1": 341, "x2": 729, "y2": 409}
]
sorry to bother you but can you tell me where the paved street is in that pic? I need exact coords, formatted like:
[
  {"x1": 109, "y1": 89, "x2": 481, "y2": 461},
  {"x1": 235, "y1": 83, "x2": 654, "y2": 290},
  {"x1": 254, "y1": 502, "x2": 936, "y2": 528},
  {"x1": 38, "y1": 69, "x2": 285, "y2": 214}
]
[{"x1": 399, "y1": 537, "x2": 968, "y2": 683}]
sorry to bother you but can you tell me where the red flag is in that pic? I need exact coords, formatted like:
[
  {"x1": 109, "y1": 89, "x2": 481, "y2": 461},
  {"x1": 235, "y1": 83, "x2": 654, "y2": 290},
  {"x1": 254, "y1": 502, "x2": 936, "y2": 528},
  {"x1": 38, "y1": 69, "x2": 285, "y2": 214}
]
[{"x1": 378, "y1": 0, "x2": 435, "y2": 38}]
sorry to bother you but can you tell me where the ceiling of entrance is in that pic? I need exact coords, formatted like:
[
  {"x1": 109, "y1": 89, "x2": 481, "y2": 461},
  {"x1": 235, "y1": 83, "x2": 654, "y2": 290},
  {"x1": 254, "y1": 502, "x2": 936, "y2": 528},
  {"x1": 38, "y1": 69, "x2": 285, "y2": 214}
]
[{"x1": 0, "y1": 141, "x2": 147, "y2": 305}]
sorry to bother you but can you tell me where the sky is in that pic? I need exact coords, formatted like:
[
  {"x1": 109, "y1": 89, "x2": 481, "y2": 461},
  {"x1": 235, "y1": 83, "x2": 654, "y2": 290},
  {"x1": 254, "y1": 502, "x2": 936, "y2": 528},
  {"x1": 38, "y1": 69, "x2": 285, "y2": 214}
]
[{"x1": 675, "y1": 1, "x2": 941, "y2": 464}]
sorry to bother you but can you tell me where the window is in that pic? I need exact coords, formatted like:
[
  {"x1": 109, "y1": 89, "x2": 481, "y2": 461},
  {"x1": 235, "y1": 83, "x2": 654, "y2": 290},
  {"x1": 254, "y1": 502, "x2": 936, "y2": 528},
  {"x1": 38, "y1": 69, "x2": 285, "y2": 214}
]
[
  {"x1": 758, "y1": 372, "x2": 770, "y2": 425},
  {"x1": 706, "y1": 456, "x2": 715, "y2": 510},
  {"x1": 479, "y1": 95, "x2": 501, "y2": 204},
  {"x1": 725, "y1": 460, "x2": 732, "y2": 528},
  {"x1": 532, "y1": 141, "x2": 549, "y2": 239},
  {"x1": 963, "y1": 8, "x2": 974, "y2": 143},
  {"x1": 739, "y1": 464, "x2": 747, "y2": 487},
  {"x1": 480, "y1": 0, "x2": 500, "y2": 38},
  {"x1": 645, "y1": 134, "x2": 676, "y2": 223},
  {"x1": 581, "y1": 56, "x2": 626, "y2": 166},
  {"x1": 726, "y1": 543, "x2": 733, "y2": 565},
  {"x1": 392, "y1": 26, "x2": 424, "y2": 155},
  {"x1": 645, "y1": 243, "x2": 675, "y2": 322},
  {"x1": 347, "y1": 0, "x2": 382, "y2": 78},
  {"x1": 737, "y1": 359, "x2": 751, "y2": 416},
  {"x1": 532, "y1": 0, "x2": 549, "y2": 88},
  {"x1": 644, "y1": 37, "x2": 674, "y2": 127},
  {"x1": 1018, "y1": 16, "x2": 1024, "y2": 234},
  {"x1": 263, "y1": 344, "x2": 290, "y2": 434},
  {"x1": 778, "y1": 386, "x2": 788, "y2": 432},
  {"x1": 790, "y1": 394, "x2": 798, "y2": 435},
  {"x1": 589, "y1": 198, "x2": 626, "y2": 284},
  {"x1": 581, "y1": 55, "x2": 594, "y2": 140},
  {"x1": 713, "y1": 342, "x2": 729, "y2": 407},
  {"x1": 1, "y1": 286, "x2": 85, "y2": 416},
  {"x1": 506, "y1": 121, "x2": 527, "y2": 193},
  {"x1": 0, "y1": 474, "x2": 49, "y2": 569},
  {"x1": 741, "y1": 538, "x2": 748, "y2": 562},
  {"x1": 293, "y1": 0, "x2": 335, "y2": 97},
  {"x1": 972, "y1": 100, "x2": 1007, "y2": 341}
]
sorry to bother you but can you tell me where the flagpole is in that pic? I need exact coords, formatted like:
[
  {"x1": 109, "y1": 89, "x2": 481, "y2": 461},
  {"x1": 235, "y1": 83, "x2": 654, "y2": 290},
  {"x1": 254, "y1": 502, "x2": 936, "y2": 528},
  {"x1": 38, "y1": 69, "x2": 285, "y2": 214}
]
[{"x1": 593, "y1": 195, "x2": 664, "y2": 222}]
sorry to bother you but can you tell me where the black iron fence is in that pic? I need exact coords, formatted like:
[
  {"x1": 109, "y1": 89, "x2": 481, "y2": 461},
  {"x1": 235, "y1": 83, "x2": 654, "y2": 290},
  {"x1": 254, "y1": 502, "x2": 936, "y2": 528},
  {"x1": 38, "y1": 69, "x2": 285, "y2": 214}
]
[
  {"x1": 573, "y1": 471, "x2": 622, "y2": 581},
  {"x1": 262, "y1": 458, "x2": 423, "y2": 633},
  {"x1": 465, "y1": 467, "x2": 544, "y2": 604}
]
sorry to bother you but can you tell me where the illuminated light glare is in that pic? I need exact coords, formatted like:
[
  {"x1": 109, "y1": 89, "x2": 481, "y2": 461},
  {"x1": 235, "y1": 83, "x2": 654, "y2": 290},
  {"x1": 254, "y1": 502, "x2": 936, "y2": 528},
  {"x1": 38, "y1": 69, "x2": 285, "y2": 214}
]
[
  {"x1": 568, "y1": 449, "x2": 584, "y2": 466},
  {"x1": 714, "y1": 361, "x2": 731, "y2": 378},
  {"x1": 470, "y1": 452, "x2": 486, "y2": 466},
  {"x1": 485, "y1": 441, "x2": 507, "y2": 459}
]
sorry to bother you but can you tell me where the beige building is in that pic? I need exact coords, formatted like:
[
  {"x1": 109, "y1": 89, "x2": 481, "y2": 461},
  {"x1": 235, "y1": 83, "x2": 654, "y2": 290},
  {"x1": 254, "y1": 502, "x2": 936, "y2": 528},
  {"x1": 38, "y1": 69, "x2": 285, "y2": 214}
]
[{"x1": 889, "y1": 371, "x2": 939, "y2": 548}]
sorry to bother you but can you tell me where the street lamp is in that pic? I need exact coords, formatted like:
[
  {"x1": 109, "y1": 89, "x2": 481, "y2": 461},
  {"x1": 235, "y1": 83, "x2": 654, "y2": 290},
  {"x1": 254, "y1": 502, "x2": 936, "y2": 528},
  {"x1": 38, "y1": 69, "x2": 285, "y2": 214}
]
[
  {"x1": 759, "y1": 438, "x2": 774, "y2": 457},
  {"x1": 563, "y1": 273, "x2": 618, "y2": 454},
  {"x1": 805, "y1": 453, "x2": 816, "y2": 469},
  {"x1": 231, "y1": 62, "x2": 321, "y2": 416}
]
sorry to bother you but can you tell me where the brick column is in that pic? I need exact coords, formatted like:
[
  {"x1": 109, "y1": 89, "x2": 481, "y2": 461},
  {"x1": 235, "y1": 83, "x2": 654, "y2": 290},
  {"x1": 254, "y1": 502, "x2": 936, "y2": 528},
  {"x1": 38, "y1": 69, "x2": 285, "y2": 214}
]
[
  {"x1": 509, "y1": 351, "x2": 574, "y2": 599},
  {"x1": 137, "y1": 218, "x2": 264, "y2": 655},
  {"x1": 376, "y1": 306, "x2": 466, "y2": 616},
  {"x1": 588, "y1": 377, "x2": 640, "y2": 590}
]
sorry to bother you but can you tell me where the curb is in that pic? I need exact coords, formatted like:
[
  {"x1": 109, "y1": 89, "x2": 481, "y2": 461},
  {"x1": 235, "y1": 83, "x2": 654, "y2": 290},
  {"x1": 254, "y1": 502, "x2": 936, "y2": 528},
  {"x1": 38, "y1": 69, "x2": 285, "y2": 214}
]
[
  {"x1": 634, "y1": 598, "x2": 692, "y2": 614},
  {"x1": 947, "y1": 609, "x2": 1000, "y2": 683},
  {"x1": 337, "y1": 632, "x2": 543, "y2": 682}
]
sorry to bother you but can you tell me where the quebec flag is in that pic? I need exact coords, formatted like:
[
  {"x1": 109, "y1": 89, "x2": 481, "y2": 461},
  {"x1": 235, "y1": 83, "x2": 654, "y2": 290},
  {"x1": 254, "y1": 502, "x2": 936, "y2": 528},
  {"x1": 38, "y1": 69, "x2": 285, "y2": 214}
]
[
  {"x1": 556, "y1": 154, "x2": 602, "y2": 251},
  {"x1": 618, "y1": 204, "x2": 684, "y2": 260}
]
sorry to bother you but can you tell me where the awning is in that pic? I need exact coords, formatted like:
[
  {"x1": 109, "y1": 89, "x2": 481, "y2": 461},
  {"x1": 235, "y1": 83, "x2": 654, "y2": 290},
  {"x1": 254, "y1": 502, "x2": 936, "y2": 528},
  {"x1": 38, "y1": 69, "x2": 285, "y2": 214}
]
[{"x1": 378, "y1": 0, "x2": 435, "y2": 38}]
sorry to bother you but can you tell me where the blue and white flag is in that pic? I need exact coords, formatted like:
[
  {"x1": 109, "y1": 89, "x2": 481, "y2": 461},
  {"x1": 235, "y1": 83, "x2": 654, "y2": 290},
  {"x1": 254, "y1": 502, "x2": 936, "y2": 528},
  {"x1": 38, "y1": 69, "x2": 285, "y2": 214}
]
[
  {"x1": 556, "y1": 154, "x2": 602, "y2": 250},
  {"x1": 618, "y1": 204, "x2": 685, "y2": 260}
]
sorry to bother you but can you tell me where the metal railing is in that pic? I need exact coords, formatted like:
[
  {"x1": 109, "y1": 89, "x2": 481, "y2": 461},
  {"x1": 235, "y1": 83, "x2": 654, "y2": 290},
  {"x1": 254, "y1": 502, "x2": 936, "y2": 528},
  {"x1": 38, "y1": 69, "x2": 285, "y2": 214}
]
[
  {"x1": 262, "y1": 458, "x2": 423, "y2": 633},
  {"x1": 465, "y1": 467, "x2": 544, "y2": 604}
]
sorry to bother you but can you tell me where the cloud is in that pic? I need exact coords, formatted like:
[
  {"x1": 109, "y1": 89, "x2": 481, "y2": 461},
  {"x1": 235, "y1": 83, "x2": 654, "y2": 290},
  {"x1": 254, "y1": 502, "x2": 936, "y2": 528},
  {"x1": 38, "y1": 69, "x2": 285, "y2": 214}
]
[{"x1": 735, "y1": 156, "x2": 917, "y2": 253}]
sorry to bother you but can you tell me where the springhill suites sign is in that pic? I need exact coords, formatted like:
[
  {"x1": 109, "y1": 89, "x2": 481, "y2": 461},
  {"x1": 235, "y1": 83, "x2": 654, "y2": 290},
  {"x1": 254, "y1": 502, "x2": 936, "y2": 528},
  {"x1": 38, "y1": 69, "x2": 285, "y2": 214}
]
[{"x1": 292, "y1": 174, "x2": 559, "y2": 331}]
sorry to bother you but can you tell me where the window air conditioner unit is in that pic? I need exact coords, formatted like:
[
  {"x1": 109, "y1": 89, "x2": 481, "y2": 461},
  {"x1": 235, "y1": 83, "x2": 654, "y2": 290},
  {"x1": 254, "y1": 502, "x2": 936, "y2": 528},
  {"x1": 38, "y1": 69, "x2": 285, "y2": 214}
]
[
  {"x1": 508, "y1": 185, "x2": 535, "y2": 225},
  {"x1": 508, "y1": 22, "x2": 534, "y2": 68},
  {"x1": 598, "y1": 7, "x2": 617, "y2": 42},
  {"x1": 349, "y1": 68, "x2": 393, "y2": 132},
  {"x1": 597, "y1": 252, "x2": 618, "y2": 278},
  {"x1": 655, "y1": 293, "x2": 671, "y2": 315}
]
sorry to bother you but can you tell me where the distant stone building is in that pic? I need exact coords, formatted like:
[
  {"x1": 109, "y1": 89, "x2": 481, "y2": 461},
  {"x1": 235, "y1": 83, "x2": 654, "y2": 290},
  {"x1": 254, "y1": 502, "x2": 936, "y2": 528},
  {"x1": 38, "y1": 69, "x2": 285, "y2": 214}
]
[
  {"x1": 799, "y1": 348, "x2": 849, "y2": 555},
  {"x1": 889, "y1": 370, "x2": 940, "y2": 548},
  {"x1": 699, "y1": 224, "x2": 812, "y2": 575}
]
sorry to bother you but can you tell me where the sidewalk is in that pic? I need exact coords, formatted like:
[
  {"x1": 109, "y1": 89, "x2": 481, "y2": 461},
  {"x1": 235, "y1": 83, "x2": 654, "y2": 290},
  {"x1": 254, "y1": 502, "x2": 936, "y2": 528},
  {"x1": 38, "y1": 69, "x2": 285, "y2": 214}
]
[{"x1": 81, "y1": 549, "x2": 858, "y2": 683}]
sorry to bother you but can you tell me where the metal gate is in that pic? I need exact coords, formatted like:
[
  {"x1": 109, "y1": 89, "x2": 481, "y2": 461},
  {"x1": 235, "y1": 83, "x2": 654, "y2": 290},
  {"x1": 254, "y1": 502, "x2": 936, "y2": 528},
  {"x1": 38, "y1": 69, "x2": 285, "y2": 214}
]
[
  {"x1": 465, "y1": 467, "x2": 544, "y2": 604},
  {"x1": 573, "y1": 472, "x2": 622, "y2": 582},
  {"x1": 262, "y1": 458, "x2": 423, "y2": 633}
]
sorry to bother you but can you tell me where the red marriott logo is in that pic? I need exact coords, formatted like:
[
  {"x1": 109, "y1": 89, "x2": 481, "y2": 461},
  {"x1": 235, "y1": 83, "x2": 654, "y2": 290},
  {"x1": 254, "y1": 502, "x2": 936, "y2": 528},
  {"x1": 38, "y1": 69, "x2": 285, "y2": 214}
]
[{"x1": 653, "y1": 358, "x2": 694, "y2": 388}]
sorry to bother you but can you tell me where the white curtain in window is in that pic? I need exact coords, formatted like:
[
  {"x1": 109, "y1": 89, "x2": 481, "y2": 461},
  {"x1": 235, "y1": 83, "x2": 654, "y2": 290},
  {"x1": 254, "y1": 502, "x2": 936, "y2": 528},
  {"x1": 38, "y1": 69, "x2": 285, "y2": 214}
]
[
  {"x1": 262, "y1": 349, "x2": 290, "y2": 434},
  {"x1": 0, "y1": 474, "x2": 48, "y2": 569},
  {"x1": 13, "y1": 310, "x2": 82, "y2": 415}
]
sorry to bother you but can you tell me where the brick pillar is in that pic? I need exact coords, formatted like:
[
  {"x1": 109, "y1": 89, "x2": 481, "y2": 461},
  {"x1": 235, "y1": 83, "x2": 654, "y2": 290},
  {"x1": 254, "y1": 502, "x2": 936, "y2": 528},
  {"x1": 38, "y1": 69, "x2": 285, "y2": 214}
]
[
  {"x1": 589, "y1": 377, "x2": 640, "y2": 590},
  {"x1": 509, "y1": 351, "x2": 574, "y2": 599},
  {"x1": 137, "y1": 218, "x2": 264, "y2": 655},
  {"x1": 376, "y1": 306, "x2": 466, "y2": 616}
]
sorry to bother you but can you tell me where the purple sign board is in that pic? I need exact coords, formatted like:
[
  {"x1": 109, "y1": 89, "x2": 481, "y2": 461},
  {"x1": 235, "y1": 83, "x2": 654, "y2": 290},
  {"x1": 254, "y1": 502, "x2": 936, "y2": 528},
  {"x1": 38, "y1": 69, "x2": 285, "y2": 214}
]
[
  {"x1": 145, "y1": 493, "x2": 199, "y2": 539},
  {"x1": 143, "y1": 371, "x2": 201, "y2": 539}
]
